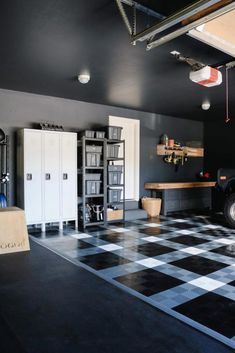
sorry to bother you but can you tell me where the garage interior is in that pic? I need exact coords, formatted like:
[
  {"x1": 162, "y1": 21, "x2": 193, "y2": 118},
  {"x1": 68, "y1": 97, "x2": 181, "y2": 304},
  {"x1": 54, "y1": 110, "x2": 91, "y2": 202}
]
[{"x1": 0, "y1": 1, "x2": 235, "y2": 352}]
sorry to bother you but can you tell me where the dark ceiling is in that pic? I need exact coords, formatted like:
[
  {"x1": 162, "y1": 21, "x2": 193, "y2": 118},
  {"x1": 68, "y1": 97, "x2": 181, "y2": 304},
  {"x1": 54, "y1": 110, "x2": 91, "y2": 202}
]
[{"x1": 0, "y1": 0, "x2": 234, "y2": 121}]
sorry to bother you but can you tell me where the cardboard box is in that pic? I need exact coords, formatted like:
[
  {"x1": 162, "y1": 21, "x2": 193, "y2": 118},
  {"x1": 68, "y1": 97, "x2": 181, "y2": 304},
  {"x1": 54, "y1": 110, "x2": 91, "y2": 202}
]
[
  {"x1": 107, "y1": 209, "x2": 123, "y2": 221},
  {"x1": 0, "y1": 207, "x2": 30, "y2": 255}
]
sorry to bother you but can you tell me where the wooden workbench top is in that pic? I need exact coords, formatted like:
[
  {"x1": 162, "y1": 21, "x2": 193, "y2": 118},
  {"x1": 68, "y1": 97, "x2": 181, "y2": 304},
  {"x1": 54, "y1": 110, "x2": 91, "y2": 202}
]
[{"x1": 145, "y1": 181, "x2": 216, "y2": 190}]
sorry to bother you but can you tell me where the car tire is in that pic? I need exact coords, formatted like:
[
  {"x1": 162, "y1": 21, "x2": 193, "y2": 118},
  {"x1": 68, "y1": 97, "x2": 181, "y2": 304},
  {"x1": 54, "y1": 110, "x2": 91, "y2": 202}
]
[{"x1": 224, "y1": 193, "x2": 235, "y2": 228}]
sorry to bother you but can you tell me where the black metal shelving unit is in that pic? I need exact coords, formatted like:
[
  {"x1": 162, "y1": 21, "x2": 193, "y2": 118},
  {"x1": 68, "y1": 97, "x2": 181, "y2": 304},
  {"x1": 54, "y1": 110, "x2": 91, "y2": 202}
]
[
  {"x1": 0, "y1": 135, "x2": 9, "y2": 203},
  {"x1": 106, "y1": 139, "x2": 125, "y2": 224},
  {"x1": 78, "y1": 136, "x2": 125, "y2": 229},
  {"x1": 78, "y1": 136, "x2": 107, "y2": 229}
]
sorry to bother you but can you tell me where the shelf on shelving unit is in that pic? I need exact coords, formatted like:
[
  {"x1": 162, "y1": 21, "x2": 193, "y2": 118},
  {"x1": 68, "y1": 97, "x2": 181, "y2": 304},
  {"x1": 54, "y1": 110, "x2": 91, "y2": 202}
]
[
  {"x1": 107, "y1": 184, "x2": 124, "y2": 187},
  {"x1": 107, "y1": 157, "x2": 124, "y2": 161},
  {"x1": 84, "y1": 221, "x2": 105, "y2": 227},
  {"x1": 85, "y1": 194, "x2": 104, "y2": 198},
  {"x1": 107, "y1": 139, "x2": 125, "y2": 144},
  {"x1": 84, "y1": 166, "x2": 104, "y2": 170}
]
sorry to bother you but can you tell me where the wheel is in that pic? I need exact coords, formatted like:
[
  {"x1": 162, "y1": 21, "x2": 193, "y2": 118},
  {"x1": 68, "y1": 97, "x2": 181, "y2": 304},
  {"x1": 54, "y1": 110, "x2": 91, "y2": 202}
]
[{"x1": 224, "y1": 193, "x2": 235, "y2": 228}]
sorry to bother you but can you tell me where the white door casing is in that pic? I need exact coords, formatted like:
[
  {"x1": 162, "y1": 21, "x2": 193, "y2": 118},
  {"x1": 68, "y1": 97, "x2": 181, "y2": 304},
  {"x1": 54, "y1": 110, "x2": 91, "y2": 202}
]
[{"x1": 109, "y1": 116, "x2": 140, "y2": 201}]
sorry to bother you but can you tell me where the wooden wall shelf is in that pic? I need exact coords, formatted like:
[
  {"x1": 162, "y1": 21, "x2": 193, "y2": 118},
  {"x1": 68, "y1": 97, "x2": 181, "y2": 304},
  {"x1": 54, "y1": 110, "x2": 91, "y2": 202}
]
[{"x1": 156, "y1": 144, "x2": 204, "y2": 157}]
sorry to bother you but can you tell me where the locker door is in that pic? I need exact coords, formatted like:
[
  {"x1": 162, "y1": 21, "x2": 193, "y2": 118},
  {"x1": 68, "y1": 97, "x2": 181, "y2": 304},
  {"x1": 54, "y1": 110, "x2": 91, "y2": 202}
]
[
  {"x1": 61, "y1": 133, "x2": 77, "y2": 220},
  {"x1": 43, "y1": 132, "x2": 60, "y2": 221},
  {"x1": 24, "y1": 130, "x2": 42, "y2": 224}
]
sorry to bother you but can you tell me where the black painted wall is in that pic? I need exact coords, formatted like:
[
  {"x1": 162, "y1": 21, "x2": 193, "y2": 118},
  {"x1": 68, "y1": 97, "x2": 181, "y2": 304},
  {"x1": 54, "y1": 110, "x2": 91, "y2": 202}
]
[
  {"x1": 0, "y1": 89, "x2": 203, "y2": 205},
  {"x1": 204, "y1": 120, "x2": 235, "y2": 178}
]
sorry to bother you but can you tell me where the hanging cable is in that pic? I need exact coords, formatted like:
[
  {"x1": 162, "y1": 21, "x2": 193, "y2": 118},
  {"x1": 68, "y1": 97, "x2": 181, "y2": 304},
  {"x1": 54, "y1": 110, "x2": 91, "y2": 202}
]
[{"x1": 225, "y1": 67, "x2": 230, "y2": 124}]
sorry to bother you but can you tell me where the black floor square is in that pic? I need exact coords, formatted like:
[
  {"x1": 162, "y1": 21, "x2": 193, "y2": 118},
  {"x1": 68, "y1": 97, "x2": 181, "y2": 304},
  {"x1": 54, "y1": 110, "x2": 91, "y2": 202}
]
[
  {"x1": 199, "y1": 229, "x2": 235, "y2": 237},
  {"x1": 77, "y1": 240, "x2": 94, "y2": 249},
  {"x1": 98, "y1": 232, "x2": 134, "y2": 243},
  {"x1": 29, "y1": 227, "x2": 61, "y2": 238},
  {"x1": 144, "y1": 218, "x2": 163, "y2": 225},
  {"x1": 171, "y1": 255, "x2": 228, "y2": 275},
  {"x1": 138, "y1": 227, "x2": 172, "y2": 236},
  {"x1": 211, "y1": 244, "x2": 235, "y2": 258},
  {"x1": 79, "y1": 252, "x2": 131, "y2": 270},
  {"x1": 169, "y1": 235, "x2": 209, "y2": 246},
  {"x1": 115, "y1": 269, "x2": 184, "y2": 296},
  {"x1": 83, "y1": 226, "x2": 107, "y2": 233},
  {"x1": 168, "y1": 222, "x2": 195, "y2": 230},
  {"x1": 130, "y1": 243, "x2": 175, "y2": 257},
  {"x1": 109, "y1": 221, "x2": 136, "y2": 228},
  {"x1": 175, "y1": 292, "x2": 235, "y2": 339}
]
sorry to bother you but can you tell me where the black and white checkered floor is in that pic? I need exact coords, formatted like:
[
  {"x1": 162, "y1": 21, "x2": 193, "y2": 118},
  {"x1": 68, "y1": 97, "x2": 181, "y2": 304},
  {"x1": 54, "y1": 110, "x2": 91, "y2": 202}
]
[{"x1": 30, "y1": 213, "x2": 235, "y2": 349}]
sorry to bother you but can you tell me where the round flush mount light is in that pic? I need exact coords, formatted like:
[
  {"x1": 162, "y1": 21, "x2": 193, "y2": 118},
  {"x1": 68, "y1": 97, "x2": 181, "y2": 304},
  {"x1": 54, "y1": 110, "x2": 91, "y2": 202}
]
[
  {"x1": 78, "y1": 73, "x2": 90, "y2": 84},
  {"x1": 201, "y1": 100, "x2": 210, "y2": 111}
]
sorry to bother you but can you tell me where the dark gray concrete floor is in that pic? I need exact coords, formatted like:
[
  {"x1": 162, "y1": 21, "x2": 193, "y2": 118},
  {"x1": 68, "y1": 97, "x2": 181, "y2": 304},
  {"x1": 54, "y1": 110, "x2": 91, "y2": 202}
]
[{"x1": 0, "y1": 240, "x2": 233, "y2": 353}]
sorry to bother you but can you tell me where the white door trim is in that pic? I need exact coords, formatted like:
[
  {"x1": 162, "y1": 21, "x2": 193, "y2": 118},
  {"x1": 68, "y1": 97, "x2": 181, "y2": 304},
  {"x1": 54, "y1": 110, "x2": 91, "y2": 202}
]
[{"x1": 109, "y1": 116, "x2": 140, "y2": 201}]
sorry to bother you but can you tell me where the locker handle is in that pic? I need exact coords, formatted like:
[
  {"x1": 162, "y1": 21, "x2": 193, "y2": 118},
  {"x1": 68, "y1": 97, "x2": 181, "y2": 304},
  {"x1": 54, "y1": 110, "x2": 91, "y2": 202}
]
[
  {"x1": 63, "y1": 173, "x2": 68, "y2": 180},
  {"x1": 26, "y1": 173, "x2": 32, "y2": 181},
  {"x1": 45, "y1": 173, "x2": 51, "y2": 180}
]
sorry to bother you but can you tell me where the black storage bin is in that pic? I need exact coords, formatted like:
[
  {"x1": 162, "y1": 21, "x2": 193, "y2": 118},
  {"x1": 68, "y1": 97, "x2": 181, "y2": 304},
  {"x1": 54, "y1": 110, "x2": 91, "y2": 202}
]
[
  {"x1": 108, "y1": 189, "x2": 122, "y2": 203},
  {"x1": 86, "y1": 181, "x2": 102, "y2": 195},
  {"x1": 85, "y1": 173, "x2": 101, "y2": 181},
  {"x1": 86, "y1": 153, "x2": 101, "y2": 167},
  {"x1": 108, "y1": 165, "x2": 123, "y2": 172},
  {"x1": 107, "y1": 145, "x2": 120, "y2": 158},
  {"x1": 106, "y1": 126, "x2": 123, "y2": 140},
  {"x1": 86, "y1": 145, "x2": 103, "y2": 153},
  {"x1": 108, "y1": 171, "x2": 122, "y2": 185},
  {"x1": 95, "y1": 131, "x2": 105, "y2": 139},
  {"x1": 79, "y1": 130, "x2": 95, "y2": 138}
]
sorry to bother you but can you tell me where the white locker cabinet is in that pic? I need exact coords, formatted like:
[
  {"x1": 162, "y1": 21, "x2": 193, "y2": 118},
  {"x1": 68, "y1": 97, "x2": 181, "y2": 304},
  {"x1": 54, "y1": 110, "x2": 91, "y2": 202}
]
[
  {"x1": 60, "y1": 132, "x2": 77, "y2": 221},
  {"x1": 23, "y1": 130, "x2": 43, "y2": 224},
  {"x1": 17, "y1": 129, "x2": 78, "y2": 231},
  {"x1": 43, "y1": 132, "x2": 60, "y2": 222}
]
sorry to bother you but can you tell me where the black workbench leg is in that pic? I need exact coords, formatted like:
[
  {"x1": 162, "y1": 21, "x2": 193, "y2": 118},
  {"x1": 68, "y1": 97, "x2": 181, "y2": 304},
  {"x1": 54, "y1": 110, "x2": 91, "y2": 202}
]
[
  {"x1": 209, "y1": 187, "x2": 213, "y2": 211},
  {"x1": 161, "y1": 190, "x2": 167, "y2": 216}
]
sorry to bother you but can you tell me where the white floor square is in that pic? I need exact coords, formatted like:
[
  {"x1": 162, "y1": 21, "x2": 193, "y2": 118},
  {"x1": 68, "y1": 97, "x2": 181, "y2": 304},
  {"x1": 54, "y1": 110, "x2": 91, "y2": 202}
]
[
  {"x1": 136, "y1": 258, "x2": 165, "y2": 268},
  {"x1": 203, "y1": 224, "x2": 220, "y2": 229},
  {"x1": 144, "y1": 223, "x2": 162, "y2": 227},
  {"x1": 189, "y1": 277, "x2": 225, "y2": 291},
  {"x1": 98, "y1": 244, "x2": 123, "y2": 251},
  {"x1": 214, "y1": 238, "x2": 235, "y2": 245},
  {"x1": 176, "y1": 230, "x2": 195, "y2": 235},
  {"x1": 71, "y1": 233, "x2": 92, "y2": 239},
  {"x1": 111, "y1": 228, "x2": 131, "y2": 233},
  {"x1": 180, "y1": 247, "x2": 207, "y2": 255},
  {"x1": 142, "y1": 236, "x2": 162, "y2": 242}
]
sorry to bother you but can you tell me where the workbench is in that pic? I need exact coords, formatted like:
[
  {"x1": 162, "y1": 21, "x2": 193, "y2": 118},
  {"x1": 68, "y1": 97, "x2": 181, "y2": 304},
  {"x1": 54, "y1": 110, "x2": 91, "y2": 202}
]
[{"x1": 144, "y1": 181, "x2": 216, "y2": 215}]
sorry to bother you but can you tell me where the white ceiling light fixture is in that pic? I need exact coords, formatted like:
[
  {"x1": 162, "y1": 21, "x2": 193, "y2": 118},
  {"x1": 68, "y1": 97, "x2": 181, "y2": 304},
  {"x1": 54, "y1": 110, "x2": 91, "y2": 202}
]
[
  {"x1": 201, "y1": 100, "x2": 211, "y2": 110},
  {"x1": 78, "y1": 73, "x2": 90, "y2": 84}
]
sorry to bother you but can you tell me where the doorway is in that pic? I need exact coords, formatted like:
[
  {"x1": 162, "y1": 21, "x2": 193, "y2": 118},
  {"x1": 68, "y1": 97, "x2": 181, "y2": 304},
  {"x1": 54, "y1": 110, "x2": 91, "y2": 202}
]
[{"x1": 109, "y1": 116, "x2": 140, "y2": 201}]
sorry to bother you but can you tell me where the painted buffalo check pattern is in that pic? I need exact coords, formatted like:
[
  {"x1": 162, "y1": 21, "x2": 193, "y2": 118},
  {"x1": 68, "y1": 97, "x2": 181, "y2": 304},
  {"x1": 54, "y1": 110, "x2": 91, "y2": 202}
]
[{"x1": 29, "y1": 212, "x2": 235, "y2": 349}]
